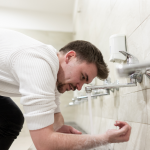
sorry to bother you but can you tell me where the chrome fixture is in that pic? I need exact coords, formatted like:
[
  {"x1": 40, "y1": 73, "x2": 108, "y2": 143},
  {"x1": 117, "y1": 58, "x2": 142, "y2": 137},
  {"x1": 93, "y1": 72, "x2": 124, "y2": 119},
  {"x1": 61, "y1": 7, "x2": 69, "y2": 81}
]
[
  {"x1": 72, "y1": 89, "x2": 110, "y2": 101},
  {"x1": 85, "y1": 53, "x2": 139, "y2": 93},
  {"x1": 116, "y1": 51, "x2": 143, "y2": 83},
  {"x1": 85, "y1": 79, "x2": 136, "y2": 93},
  {"x1": 117, "y1": 61, "x2": 150, "y2": 80},
  {"x1": 69, "y1": 101, "x2": 80, "y2": 106},
  {"x1": 70, "y1": 79, "x2": 111, "y2": 106},
  {"x1": 119, "y1": 51, "x2": 139, "y2": 65}
]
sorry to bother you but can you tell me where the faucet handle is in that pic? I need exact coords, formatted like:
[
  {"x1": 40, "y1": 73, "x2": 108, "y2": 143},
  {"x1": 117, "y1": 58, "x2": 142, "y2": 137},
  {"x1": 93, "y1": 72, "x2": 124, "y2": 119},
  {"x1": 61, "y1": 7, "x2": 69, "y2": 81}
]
[{"x1": 119, "y1": 51, "x2": 139, "y2": 65}]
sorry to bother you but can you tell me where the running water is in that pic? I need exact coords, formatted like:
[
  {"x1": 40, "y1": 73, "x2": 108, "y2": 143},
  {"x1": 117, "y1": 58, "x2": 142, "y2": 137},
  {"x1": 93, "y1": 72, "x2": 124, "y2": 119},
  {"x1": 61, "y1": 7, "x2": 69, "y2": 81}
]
[
  {"x1": 87, "y1": 93, "x2": 112, "y2": 150},
  {"x1": 87, "y1": 93, "x2": 93, "y2": 135}
]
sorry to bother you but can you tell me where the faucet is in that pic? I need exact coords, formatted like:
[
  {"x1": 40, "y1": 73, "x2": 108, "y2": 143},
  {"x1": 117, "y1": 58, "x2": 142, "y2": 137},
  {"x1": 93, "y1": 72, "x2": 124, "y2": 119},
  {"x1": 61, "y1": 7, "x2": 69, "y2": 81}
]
[
  {"x1": 85, "y1": 78, "x2": 136, "y2": 93},
  {"x1": 72, "y1": 89, "x2": 110, "y2": 101},
  {"x1": 70, "y1": 79, "x2": 111, "y2": 106},
  {"x1": 117, "y1": 51, "x2": 150, "y2": 79},
  {"x1": 85, "y1": 51, "x2": 141, "y2": 93}
]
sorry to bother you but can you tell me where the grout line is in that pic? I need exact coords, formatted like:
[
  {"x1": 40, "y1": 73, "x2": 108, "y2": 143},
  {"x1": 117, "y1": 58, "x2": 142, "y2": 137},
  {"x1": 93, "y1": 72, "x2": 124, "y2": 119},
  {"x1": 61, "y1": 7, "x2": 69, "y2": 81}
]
[
  {"x1": 128, "y1": 13, "x2": 150, "y2": 39},
  {"x1": 120, "y1": 88, "x2": 148, "y2": 96}
]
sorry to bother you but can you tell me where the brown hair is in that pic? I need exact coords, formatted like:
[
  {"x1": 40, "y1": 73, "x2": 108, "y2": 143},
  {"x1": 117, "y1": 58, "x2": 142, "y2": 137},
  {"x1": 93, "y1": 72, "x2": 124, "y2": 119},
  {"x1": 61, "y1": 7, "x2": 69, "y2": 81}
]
[{"x1": 59, "y1": 40, "x2": 109, "y2": 80}]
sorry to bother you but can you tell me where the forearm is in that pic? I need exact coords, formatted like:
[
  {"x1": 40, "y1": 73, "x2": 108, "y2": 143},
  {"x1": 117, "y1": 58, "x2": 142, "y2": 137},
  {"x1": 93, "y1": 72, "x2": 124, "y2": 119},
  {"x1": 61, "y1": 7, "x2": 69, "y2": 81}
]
[{"x1": 45, "y1": 132, "x2": 107, "y2": 150}]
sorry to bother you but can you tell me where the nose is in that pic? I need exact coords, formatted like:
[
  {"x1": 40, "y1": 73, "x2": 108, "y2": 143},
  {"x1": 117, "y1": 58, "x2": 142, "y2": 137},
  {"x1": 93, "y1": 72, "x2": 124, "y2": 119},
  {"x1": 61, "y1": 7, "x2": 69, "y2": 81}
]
[{"x1": 76, "y1": 82, "x2": 84, "y2": 91}]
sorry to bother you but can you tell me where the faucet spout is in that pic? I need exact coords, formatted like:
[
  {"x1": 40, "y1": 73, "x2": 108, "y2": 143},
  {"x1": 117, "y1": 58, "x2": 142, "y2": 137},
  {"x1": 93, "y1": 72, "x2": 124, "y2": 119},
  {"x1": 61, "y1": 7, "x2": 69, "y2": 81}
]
[
  {"x1": 85, "y1": 81, "x2": 136, "y2": 93},
  {"x1": 117, "y1": 61, "x2": 150, "y2": 79},
  {"x1": 73, "y1": 89, "x2": 110, "y2": 101}
]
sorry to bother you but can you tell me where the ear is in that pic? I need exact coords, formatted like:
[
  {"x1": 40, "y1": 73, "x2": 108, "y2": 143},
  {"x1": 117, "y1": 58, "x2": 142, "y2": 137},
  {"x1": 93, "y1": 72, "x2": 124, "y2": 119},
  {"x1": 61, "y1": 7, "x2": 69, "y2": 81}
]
[{"x1": 65, "y1": 51, "x2": 76, "y2": 63}]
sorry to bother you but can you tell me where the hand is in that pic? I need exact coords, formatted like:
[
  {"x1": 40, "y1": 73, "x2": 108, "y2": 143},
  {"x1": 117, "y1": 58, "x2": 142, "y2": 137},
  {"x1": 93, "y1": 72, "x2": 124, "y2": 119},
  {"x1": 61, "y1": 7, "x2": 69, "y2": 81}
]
[
  {"x1": 105, "y1": 121, "x2": 131, "y2": 143},
  {"x1": 56, "y1": 125, "x2": 82, "y2": 134}
]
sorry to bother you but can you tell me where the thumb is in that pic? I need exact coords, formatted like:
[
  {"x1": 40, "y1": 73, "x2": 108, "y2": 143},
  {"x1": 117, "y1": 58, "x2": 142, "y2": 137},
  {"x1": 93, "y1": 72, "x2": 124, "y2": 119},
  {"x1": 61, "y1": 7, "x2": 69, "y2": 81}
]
[
  {"x1": 71, "y1": 128, "x2": 82, "y2": 134},
  {"x1": 116, "y1": 124, "x2": 129, "y2": 136}
]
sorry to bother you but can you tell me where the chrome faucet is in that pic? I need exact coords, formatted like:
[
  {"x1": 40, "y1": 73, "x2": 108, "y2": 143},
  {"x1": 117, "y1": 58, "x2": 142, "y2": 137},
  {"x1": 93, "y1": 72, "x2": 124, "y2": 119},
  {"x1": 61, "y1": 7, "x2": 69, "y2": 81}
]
[
  {"x1": 70, "y1": 79, "x2": 111, "y2": 106},
  {"x1": 72, "y1": 89, "x2": 110, "y2": 101},
  {"x1": 85, "y1": 51, "x2": 141, "y2": 93},
  {"x1": 117, "y1": 51, "x2": 150, "y2": 80},
  {"x1": 117, "y1": 51, "x2": 143, "y2": 83},
  {"x1": 85, "y1": 78, "x2": 136, "y2": 93}
]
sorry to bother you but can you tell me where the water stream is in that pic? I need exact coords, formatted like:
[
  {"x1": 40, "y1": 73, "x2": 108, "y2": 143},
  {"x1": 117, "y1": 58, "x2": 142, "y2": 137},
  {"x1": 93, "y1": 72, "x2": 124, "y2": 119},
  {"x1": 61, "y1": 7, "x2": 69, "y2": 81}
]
[
  {"x1": 87, "y1": 93, "x2": 93, "y2": 135},
  {"x1": 87, "y1": 93, "x2": 112, "y2": 150}
]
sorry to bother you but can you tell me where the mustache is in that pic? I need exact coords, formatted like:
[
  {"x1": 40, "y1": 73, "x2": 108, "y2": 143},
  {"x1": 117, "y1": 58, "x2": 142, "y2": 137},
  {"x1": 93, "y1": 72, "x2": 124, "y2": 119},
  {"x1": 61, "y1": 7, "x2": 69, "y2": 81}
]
[
  {"x1": 57, "y1": 83, "x2": 77, "y2": 91},
  {"x1": 70, "y1": 84, "x2": 76, "y2": 91}
]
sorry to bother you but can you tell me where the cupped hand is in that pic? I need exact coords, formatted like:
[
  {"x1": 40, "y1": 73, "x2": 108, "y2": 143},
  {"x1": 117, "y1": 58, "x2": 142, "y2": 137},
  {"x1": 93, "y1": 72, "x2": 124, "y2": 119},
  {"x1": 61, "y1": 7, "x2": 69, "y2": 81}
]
[
  {"x1": 56, "y1": 125, "x2": 82, "y2": 134},
  {"x1": 106, "y1": 121, "x2": 131, "y2": 143}
]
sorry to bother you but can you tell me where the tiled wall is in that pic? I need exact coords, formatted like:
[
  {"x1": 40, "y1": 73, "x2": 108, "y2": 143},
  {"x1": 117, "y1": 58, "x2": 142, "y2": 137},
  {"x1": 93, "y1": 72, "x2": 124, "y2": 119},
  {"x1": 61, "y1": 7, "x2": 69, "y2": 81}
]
[{"x1": 72, "y1": 0, "x2": 150, "y2": 149}]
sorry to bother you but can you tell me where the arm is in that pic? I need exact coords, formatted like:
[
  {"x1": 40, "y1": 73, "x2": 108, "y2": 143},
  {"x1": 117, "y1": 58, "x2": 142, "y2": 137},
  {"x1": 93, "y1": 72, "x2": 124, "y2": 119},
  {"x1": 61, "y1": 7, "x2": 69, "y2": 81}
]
[
  {"x1": 53, "y1": 112, "x2": 82, "y2": 134},
  {"x1": 53, "y1": 112, "x2": 64, "y2": 131},
  {"x1": 30, "y1": 121, "x2": 131, "y2": 150}
]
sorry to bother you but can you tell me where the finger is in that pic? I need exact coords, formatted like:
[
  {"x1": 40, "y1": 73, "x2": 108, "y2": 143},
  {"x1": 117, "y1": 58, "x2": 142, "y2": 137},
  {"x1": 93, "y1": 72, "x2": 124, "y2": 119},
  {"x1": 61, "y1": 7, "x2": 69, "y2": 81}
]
[
  {"x1": 116, "y1": 124, "x2": 129, "y2": 136},
  {"x1": 117, "y1": 126, "x2": 131, "y2": 142},
  {"x1": 115, "y1": 121, "x2": 129, "y2": 129},
  {"x1": 115, "y1": 121, "x2": 129, "y2": 126},
  {"x1": 124, "y1": 125, "x2": 131, "y2": 139},
  {"x1": 71, "y1": 128, "x2": 82, "y2": 134}
]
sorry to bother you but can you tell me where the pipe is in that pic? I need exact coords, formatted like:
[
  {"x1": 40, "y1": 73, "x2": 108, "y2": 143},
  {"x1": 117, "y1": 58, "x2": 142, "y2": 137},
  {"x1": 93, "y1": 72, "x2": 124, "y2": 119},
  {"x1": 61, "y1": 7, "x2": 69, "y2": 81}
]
[
  {"x1": 72, "y1": 90, "x2": 110, "y2": 101},
  {"x1": 117, "y1": 61, "x2": 150, "y2": 77},
  {"x1": 85, "y1": 82, "x2": 137, "y2": 93}
]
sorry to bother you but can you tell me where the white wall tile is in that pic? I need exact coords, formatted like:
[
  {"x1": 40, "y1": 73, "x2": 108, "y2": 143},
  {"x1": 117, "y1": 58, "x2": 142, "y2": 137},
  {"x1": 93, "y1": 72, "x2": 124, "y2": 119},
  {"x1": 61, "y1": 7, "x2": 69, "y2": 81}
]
[
  {"x1": 101, "y1": 96, "x2": 118, "y2": 120},
  {"x1": 110, "y1": 0, "x2": 117, "y2": 11},
  {"x1": 145, "y1": 124, "x2": 150, "y2": 150},
  {"x1": 114, "y1": 122, "x2": 147, "y2": 150},
  {"x1": 139, "y1": 0, "x2": 150, "y2": 23},
  {"x1": 119, "y1": 78, "x2": 146, "y2": 95},
  {"x1": 118, "y1": 90, "x2": 147, "y2": 123},
  {"x1": 146, "y1": 89, "x2": 150, "y2": 124},
  {"x1": 93, "y1": 116, "x2": 101, "y2": 135},
  {"x1": 108, "y1": 0, "x2": 140, "y2": 38},
  {"x1": 141, "y1": 16, "x2": 150, "y2": 61},
  {"x1": 126, "y1": 24, "x2": 143, "y2": 61}
]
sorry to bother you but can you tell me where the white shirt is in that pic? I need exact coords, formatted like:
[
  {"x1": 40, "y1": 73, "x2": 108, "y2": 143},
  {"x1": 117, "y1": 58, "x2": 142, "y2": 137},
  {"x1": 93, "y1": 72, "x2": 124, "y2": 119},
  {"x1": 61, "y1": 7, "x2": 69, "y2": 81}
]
[{"x1": 0, "y1": 29, "x2": 61, "y2": 130}]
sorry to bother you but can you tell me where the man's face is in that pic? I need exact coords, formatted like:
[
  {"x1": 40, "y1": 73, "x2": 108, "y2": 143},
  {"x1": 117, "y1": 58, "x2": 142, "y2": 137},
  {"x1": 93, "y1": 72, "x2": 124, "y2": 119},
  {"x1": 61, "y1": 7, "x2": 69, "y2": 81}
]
[{"x1": 57, "y1": 51, "x2": 97, "y2": 93}]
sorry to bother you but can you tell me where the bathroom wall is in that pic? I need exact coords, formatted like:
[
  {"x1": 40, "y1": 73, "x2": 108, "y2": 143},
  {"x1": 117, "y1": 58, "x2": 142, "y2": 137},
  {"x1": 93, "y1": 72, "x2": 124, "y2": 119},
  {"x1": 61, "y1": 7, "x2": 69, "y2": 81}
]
[
  {"x1": 72, "y1": 0, "x2": 150, "y2": 149},
  {"x1": 8, "y1": 29, "x2": 74, "y2": 136}
]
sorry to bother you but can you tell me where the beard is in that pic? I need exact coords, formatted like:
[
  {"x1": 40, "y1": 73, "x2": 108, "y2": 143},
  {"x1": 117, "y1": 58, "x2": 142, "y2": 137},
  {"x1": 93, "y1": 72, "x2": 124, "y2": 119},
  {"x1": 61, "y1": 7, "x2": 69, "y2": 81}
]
[
  {"x1": 57, "y1": 83, "x2": 65, "y2": 93},
  {"x1": 57, "y1": 82, "x2": 76, "y2": 93}
]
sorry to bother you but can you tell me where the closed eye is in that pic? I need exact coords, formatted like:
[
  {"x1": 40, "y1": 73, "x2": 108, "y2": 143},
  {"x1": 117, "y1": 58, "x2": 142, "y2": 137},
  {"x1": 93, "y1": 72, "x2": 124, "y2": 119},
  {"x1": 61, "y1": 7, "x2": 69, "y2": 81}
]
[{"x1": 82, "y1": 74, "x2": 85, "y2": 80}]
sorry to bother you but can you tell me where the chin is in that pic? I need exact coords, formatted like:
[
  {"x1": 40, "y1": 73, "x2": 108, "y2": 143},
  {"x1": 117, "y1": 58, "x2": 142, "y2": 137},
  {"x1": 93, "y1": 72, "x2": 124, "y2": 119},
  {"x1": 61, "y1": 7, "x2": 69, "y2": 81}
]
[
  {"x1": 57, "y1": 85, "x2": 67, "y2": 93},
  {"x1": 57, "y1": 88, "x2": 65, "y2": 93}
]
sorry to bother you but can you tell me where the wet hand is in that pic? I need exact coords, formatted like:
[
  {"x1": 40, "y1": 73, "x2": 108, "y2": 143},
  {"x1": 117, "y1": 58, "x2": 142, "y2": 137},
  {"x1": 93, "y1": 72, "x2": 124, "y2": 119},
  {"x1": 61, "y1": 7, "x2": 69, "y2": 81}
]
[
  {"x1": 56, "y1": 125, "x2": 82, "y2": 134},
  {"x1": 105, "y1": 121, "x2": 131, "y2": 143}
]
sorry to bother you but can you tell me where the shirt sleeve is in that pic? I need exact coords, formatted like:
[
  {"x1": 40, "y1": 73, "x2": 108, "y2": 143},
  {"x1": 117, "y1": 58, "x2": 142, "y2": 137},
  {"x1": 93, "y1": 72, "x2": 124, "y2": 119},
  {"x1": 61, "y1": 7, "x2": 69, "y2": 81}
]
[
  {"x1": 54, "y1": 89, "x2": 61, "y2": 113},
  {"x1": 11, "y1": 48, "x2": 58, "y2": 130}
]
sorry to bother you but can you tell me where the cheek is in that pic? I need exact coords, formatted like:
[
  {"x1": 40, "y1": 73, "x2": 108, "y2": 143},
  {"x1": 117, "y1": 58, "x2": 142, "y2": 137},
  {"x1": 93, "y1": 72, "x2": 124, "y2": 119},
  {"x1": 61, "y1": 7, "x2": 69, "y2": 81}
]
[
  {"x1": 72, "y1": 73, "x2": 81, "y2": 82},
  {"x1": 66, "y1": 65, "x2": 80, "y2": 81}
]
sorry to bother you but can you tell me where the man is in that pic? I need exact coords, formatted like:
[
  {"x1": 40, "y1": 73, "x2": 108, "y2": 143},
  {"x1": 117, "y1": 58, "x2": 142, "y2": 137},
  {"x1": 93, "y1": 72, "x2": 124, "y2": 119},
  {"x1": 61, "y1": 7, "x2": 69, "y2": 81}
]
[{"x1": 0, "y1": 29, "x2": 131, "y2": 150}]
